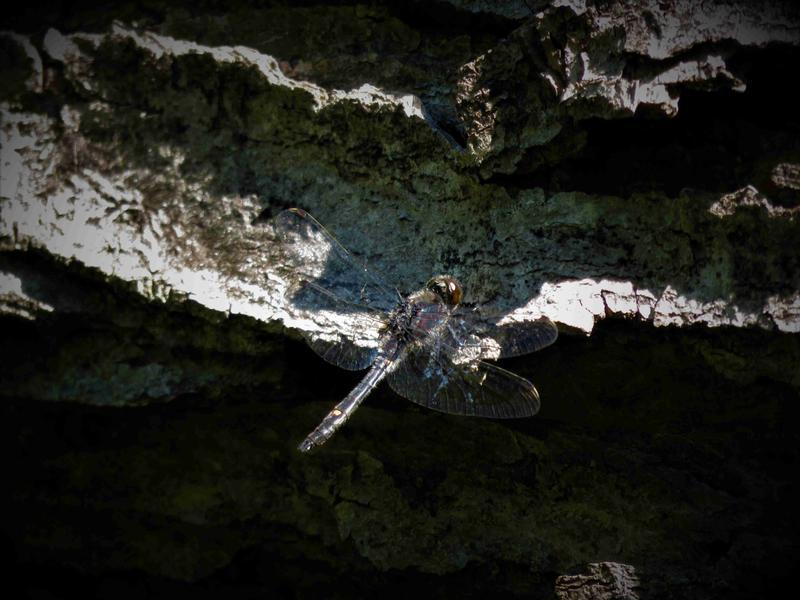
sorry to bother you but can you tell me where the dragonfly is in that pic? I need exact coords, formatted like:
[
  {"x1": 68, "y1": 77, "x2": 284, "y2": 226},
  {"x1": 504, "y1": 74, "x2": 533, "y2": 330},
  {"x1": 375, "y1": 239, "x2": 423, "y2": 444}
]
[{"x1": 272, "y1": 208, "x2": 558, "y2": 452}]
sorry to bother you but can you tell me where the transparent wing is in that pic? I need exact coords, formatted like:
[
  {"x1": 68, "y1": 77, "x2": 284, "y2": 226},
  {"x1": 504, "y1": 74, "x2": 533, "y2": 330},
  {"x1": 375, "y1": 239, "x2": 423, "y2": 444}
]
[
  {"x1": 291, "y1": 279, "x2": 388, "y2": 370},
  {"x1": 387, "y1": 304, "x2": 542, "y2": 417},
  {"x1": 272, "y1": 208, "x2": 400, "y2": 314},
  {"x1": 440, "y1": 312, "x2": 559, "y2": 360},
  {"x1": 483, "y1": 317, "x2": 558, "y2": 358},
  {"x1": 386, "y1": 339, "x2": 541, "y2": 418},
  {"x1": 272, "y1": 208, "x2": 399, "y2": 370},
  {"x1": 304, "y1": 333, "x2": 381, "y2": 371}
]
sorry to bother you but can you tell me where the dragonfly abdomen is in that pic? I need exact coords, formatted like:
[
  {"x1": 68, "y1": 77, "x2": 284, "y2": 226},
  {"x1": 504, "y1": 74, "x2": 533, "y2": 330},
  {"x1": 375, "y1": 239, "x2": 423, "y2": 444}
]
[{"x1": 297, "y1": 352, "x2": 395, "y2": 452}]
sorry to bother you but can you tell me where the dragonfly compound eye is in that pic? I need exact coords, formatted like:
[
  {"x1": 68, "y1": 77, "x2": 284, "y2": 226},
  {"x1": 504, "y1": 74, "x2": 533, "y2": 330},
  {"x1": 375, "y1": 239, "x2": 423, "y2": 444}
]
[{"x1": 427, "y1": 275, "x2": 463, "y2": 306}]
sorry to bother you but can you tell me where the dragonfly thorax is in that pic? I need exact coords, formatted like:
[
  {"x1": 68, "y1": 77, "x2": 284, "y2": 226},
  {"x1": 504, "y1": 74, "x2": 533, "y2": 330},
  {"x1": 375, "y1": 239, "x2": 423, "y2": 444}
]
[{"x1": 386, "y1": 299, "x2": 420, "y2": 345}]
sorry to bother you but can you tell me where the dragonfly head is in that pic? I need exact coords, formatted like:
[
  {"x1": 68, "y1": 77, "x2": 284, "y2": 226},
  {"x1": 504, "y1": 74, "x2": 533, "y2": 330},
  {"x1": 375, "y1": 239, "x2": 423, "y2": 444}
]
[{"x1": 426, "y1": 275, "x2": 463, "y2": 306}]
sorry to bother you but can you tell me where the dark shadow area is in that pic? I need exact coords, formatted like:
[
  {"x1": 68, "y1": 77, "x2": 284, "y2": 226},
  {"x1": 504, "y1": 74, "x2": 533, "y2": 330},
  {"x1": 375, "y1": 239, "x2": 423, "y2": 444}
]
[
  {"x1": 2, "y1": 0, "x2": 522, "y2": 38},
  {"x1": 3, "y1": 278, "x2": 799, "y2": 598},
  {"x1": 0, "y1": 249, "x2": 291, "y2": 408},
  {"x1": 3, "y1": 520, "x2": 550, "y2": 600}
]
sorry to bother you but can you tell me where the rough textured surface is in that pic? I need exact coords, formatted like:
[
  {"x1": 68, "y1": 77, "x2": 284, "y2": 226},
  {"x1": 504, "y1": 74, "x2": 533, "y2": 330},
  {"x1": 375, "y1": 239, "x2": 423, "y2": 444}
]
[
  {"x1": 555, "y1": 562, "x2": 640, "y2": 600},
  {"x1": 2, "y1": 1, "x2": 800, "y2": 598},
  {"x1": 3, "y1": 21, "x2": 799, "y2": 341}
]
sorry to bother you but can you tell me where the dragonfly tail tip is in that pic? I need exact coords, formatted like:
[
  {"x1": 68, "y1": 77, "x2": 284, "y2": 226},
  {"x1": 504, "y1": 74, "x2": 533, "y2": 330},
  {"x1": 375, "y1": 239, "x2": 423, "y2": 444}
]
[{"x1": 297, "y1": 438, "x2": 315, "y2": 453}]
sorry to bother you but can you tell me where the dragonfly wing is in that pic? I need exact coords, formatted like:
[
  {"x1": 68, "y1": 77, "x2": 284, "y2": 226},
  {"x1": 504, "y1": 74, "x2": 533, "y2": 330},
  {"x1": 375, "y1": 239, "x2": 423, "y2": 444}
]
[
  {"x1": 287, "y1": 278, "x2": 389, "y2": 370},
  {"x1": 272, "y1": 208, "x2": 400, "y2": 314},
  {"x1": 273, "y1": 208, "x2": 398, "y2": 370},
  {"x1": 441, "y1": 313, "x2": 559, "y2": 360},
  {"x1": 387, "y1": 330, "x2": 541, "y2": 418},
  {"x1": 303, "y1": 334, "x2": 381, "y2": 371}
]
